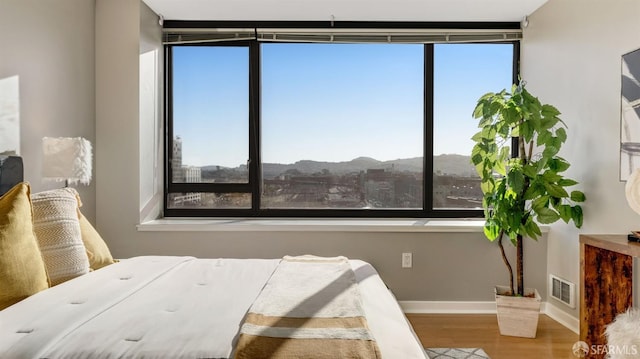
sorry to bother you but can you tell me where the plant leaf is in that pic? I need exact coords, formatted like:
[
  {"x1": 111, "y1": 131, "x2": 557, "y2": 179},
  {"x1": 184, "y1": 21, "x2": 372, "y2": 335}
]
[
  {"x1": 471, "y1": 153, "x2": 483, "y2": 166},
  {"x1": 557, "y1": 204, "x2": 572, "y2": 223},
  {"x1": 484, "y1": 222, "x2": 501, "y2": 241},
  {"x1": 523, "y1": 216, "x2": 542, "y2": 240},
  {"x1": 570, "y1": 190, "x2": 586, "y2": 202},
  {"x1": 571, "y1": 206, "x2": 584, "y2": 227},
  {"x1": 531, "y1": 195, "x2": 549, "y2": 211},
  {"x1": 523, "y1": 163, "x2": 538, "y2": 178},
  {"x1": 494, "y1": 157, "x2": 507, "y2": 176},
  {"x1": 558, "y1": 178, "x2": 578, "y2": 187},
  {"x1": 541, "y1": 104, "x2": 561, "y2": 117},
  {"x1": 543, "y1": 145, "x2": 560, "y2": 159},
  {"x1": 537, "y1": 130, "x2": 552, "y2": 147},
  {"x1": 542, "y1": 170, "x2": 562, "y2": 183},
  {"x1": 540, "y1": 116, "x2": 556, "y2": 130},
  {"x1": 473, "y1": 102, "x2": 485, "y2": 119},
  {"x1": 471, "y1": 131, "x2": 483, "y2": 142},
  {"x1": 548, "y1": 158, "x2": 570, "y2": 173},
  {"x1": 535, "y1": 207, "x2": 561, "y2": 224},
  {"x1": 556, "y1": 127, "x2": 567, "y2": 143},
  {"x1": 524, "y1": 180, "x2": 545, "y2": 200},
  {"x1": 544, "y1": 182, "x2": 569, "y2": 198}
]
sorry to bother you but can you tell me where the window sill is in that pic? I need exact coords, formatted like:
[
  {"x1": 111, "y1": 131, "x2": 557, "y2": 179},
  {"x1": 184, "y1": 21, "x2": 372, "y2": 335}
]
[{"x1": 137, "y1": 218, "x2": 551, "y2": 233}]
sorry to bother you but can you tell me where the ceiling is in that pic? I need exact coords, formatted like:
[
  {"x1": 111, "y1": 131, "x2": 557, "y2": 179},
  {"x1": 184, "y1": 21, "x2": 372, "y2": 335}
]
[{"x1": 142, "y1": 0, "x2": 549, "y2": 22}]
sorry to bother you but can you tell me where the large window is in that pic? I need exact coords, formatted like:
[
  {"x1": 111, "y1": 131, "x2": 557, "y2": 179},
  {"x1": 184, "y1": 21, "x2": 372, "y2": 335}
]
[
  {"x1": 261, "y1": 43, "x2": 424, "y2": 210},
  {"x1": 432, "y1": 44, "x2": 515, "y2": 210},
  {"x1": 165, "y1": 25, "x2": 517, "y2": 217}
]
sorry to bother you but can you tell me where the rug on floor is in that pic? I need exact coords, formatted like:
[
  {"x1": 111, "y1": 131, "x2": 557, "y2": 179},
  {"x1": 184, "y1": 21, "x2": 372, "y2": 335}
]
[{"x1": 425, "y1": 348, "x2": 491, "y2": 359}]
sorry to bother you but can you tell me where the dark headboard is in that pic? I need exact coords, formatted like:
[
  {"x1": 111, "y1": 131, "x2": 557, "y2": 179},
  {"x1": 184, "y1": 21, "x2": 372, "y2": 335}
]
[{"x1": 0, "y1": 156, "x2": 23, "y2": 196}]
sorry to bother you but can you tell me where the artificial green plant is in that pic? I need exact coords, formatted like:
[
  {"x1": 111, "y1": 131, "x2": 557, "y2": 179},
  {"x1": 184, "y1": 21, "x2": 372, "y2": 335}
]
[{"x1": 471, "y1": 83, "x2": 585, "y2": 297}]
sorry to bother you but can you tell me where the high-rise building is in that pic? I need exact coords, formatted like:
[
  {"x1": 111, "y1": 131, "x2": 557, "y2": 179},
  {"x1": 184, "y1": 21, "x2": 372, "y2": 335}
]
[
  {"x1": 172, "y1": 136, "x2": 184, "y2": 182},
  {"x1": 170, "y1": 136, "x2": 202, "y2": 206}
]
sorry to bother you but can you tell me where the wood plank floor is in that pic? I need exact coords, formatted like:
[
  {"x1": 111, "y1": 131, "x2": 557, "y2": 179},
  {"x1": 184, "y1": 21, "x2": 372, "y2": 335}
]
[{"x1": 406, "y1": 314, "x2": 579, "y2": 359}]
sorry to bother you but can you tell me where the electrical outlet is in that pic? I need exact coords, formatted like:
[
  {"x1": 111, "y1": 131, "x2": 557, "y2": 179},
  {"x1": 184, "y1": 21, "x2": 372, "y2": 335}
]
[{"x1": 402, "y1": 252, "x2": 412, "y2": 268}]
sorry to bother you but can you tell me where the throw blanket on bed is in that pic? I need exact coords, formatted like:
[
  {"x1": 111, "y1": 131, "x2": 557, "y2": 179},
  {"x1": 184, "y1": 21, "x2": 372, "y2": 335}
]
[{"x1": 233, "y1": 255, "x2": 382, "y2": 359}]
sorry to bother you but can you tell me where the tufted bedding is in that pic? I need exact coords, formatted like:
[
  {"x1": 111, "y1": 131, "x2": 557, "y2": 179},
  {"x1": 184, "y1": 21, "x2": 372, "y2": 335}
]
[{"x1": 0, "y1": 256, "x2": 428, "y2": 359}]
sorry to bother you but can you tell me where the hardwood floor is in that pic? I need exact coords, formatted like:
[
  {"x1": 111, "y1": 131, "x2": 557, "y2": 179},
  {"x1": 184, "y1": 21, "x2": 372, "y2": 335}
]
[{"x1": 406, "y1": 314, "x2": 579, "y2": 359}]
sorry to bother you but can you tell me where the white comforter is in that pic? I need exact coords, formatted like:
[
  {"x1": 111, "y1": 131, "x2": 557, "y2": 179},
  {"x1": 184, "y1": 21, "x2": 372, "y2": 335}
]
[{"x1": 0, "y1": 256, "x2": 428, "y2": 359}]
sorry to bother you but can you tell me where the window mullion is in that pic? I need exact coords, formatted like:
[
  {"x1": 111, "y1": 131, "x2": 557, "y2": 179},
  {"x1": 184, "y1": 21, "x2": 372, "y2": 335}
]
[
  {"x1": 424, "y1": 44, "x2": 435, "y2": 215},
  {"x1": 249, "y1": 41, "x2": 261, "y2": 213},
  {"x1": 511, "y1": 41, "x2": 521, "y2": 159},
  {"x1": 164, "y1": 45, "x2": 174, "y2": 215}
]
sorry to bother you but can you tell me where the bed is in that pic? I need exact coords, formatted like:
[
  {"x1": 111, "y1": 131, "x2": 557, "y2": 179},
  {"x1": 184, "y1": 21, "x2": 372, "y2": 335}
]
[
  {"x1": 0, "y1": 158, "x2": 428, "y2": 359},
  {"x1": 0, "y1": 256, "x2": 428, "y2": 358}
]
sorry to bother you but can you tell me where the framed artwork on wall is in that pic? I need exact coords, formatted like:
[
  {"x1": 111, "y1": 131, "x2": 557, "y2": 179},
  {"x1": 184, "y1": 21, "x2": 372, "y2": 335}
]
[{"x1": 620, "y1": 47, "x2": 640, "y2": 180}]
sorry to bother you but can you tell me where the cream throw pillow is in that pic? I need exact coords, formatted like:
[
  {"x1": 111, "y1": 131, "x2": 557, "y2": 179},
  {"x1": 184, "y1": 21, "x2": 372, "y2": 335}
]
[
  {"x1": 31, "y1": 188, "x2": 89, "y2": 286},
  {"x1": 0, "y1": 182, "x2": 49, "y2": 310}
]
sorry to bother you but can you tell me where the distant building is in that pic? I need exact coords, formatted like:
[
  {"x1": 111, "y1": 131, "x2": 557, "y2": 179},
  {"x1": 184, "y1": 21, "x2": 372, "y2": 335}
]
[
  {"x1": 170, "y1": 136, "x2": 202, "y2": 207},
  {"x1": 179, "y1": 166, "x2": 202, "y2": 204},
  {"x1": 433, "y1": 174, "x2": 482, "y2": 209},
  {"x1": 184, "y1": 166, "x2": 201, "y2": 183},
  {"x1": 172, "y1": 136, "x2": 184, "y2": 182},
  {"x1": 362, "y1": 169, "x2": 395, "y2": 207}
]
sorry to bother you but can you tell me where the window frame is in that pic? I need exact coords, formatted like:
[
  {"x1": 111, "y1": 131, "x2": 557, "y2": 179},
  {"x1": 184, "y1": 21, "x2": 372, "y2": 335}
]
[{"x1": 164, "y1": 21, "x2": 520, "y2": 218}]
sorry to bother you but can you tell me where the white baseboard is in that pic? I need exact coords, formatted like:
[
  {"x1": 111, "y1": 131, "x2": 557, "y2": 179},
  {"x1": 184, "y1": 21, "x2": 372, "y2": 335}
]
[
  {"x1": 544, "y1": 301, "x2": 579, "y2": 334},
  {"x1": 399, "y1": 300, "x2": 579, "y2": 334},
  {"x1": 400, "y1": 301, "x2": 497, "y2": 314}
]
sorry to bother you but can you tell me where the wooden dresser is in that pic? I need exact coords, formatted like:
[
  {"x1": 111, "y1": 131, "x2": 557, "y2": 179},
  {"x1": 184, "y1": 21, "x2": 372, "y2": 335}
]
[{"x1": 580, "y1": 234, "x2": 638, "y2": 358}]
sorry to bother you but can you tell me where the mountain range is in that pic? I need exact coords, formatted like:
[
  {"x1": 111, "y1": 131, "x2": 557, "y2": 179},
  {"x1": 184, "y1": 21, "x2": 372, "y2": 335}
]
[{"x1": 201, "y1": 154, "x2": 476, "y2": 178}]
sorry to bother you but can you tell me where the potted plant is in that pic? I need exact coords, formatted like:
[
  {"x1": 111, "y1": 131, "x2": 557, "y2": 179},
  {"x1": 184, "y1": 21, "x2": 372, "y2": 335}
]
[{"x1": 471, "y1": 82, "x2": 585, "y2": 338}]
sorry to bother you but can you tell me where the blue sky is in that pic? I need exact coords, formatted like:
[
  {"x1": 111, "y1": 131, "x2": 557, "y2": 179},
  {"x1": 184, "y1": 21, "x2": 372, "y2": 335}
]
[
  {"x1": 173, "y1": 43, "x2": 512, "y2": 167},
  {"x1": 433, "y1": 44, "x2": 513, "y2": 157}
]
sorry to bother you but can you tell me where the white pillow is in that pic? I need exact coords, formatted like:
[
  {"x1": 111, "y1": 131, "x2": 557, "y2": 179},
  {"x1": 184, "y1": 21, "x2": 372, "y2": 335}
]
[{"x1": 31, "y1": 188, "x2": 90, "y2": 286}]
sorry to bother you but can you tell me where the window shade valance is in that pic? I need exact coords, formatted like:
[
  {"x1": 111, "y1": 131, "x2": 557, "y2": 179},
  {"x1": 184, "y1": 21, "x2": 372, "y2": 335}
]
[{"x1": 163, "y1": 27, "x2": 522, "y2": 45}]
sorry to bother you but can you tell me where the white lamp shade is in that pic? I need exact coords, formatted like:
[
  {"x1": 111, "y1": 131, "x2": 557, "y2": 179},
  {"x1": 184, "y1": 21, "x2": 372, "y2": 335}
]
[{"x1": 42, "y1": 137, "x2": 92, "y2": 185}]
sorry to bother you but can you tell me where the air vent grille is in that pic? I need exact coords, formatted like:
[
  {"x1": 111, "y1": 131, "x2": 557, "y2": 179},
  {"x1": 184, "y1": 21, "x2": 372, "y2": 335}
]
[{"x1": 550, "y1": 274, "x2": 575, "y2": 308}]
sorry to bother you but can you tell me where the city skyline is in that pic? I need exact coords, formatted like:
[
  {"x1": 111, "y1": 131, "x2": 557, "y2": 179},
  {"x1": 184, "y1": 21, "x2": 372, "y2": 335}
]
[
  {"x1": 169, "y1": 131, "x2": 481, "y2": 209},
  {"x1": 169, "y1": 137, "x2": 481, "y2": 210}
]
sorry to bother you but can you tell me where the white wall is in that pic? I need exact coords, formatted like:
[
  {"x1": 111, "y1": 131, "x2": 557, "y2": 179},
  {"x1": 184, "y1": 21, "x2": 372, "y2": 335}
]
[
  {"x1": 95, "y1": 0, "x2": 141, "y2": 249},
  {"x1": 139, "y1": 1, "x2": 164, "y2": 222},
  {"x1": 0, "y1": 0, "x2": 96, "y2": 222},
  {"x1": 523, "y1": 0, "x2": 640, "y2": 318}
]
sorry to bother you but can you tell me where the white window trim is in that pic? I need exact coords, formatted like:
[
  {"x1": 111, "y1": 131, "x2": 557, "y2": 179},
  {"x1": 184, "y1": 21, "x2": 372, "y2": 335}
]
[{"x1": 137, "y1": 218, "x2": 550, "y2": 233}]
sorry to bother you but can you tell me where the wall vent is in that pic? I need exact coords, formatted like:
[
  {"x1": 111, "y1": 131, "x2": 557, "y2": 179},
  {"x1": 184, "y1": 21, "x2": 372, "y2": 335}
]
[{"x1": 549, "y1": 274, "x2": 576, "y2": 308}]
